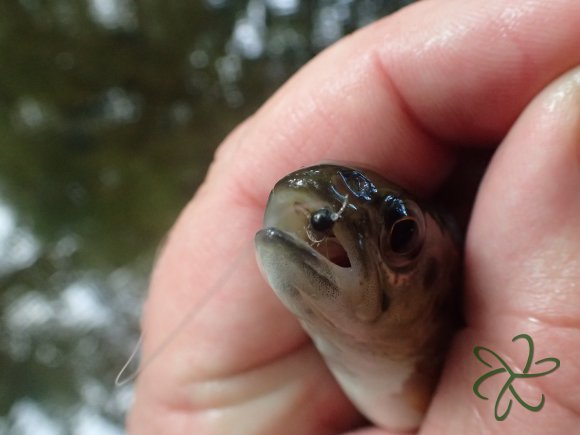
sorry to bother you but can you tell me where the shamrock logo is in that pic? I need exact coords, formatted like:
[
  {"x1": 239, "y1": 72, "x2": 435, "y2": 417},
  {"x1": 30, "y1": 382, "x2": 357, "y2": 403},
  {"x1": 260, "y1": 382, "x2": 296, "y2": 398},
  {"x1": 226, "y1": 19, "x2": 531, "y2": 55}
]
[{"x1": 473, "y1": 333, "x2": 560, "y2": 421}]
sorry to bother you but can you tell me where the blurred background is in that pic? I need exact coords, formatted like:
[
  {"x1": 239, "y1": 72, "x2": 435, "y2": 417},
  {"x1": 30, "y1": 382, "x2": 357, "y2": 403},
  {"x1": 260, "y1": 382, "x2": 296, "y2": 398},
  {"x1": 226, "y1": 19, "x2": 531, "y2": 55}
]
[{"x1": 0, "y1": 1, "x2": 416, "y2": 433}]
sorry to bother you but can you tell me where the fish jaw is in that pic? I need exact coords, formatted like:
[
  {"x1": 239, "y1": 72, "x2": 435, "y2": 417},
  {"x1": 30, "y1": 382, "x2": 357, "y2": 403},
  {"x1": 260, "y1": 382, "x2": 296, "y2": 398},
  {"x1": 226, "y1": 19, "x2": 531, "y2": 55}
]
[
  {"x1": 254, "y1": 227, "x2": 357, "y2": 325},
  {"x1": 255, "y1": 227, "x2": 430, "y2": 431}
]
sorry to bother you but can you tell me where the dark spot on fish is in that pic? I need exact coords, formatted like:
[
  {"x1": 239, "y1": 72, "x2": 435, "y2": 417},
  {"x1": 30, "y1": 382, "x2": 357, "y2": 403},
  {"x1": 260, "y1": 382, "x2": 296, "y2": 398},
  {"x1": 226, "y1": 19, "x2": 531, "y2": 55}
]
[
  {"x1": 302, "y1": 262, "x2": 338, "y2": 299},
  {"x1": 286, "y1": 285, "x2": 300, "y2": 297},
  {"x1": 382, "y1": 195, "x2": 409, "y2": 224},
  {"x1": 381, "y1": 291, "x2": 390, "y2": 312},
  {"x1": 422, "y1": 257, "x2": 439, "y2": 290},
  {"x1": 338, "y1": 169, "x2": 377, "y2": 200}
]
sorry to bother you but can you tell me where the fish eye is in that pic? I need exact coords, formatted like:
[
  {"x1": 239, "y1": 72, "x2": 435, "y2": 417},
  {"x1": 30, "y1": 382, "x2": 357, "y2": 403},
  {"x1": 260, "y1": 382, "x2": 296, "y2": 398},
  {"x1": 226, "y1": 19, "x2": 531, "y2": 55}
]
[
  {"x1": 310, "y1": 208, "x2": 334, "y2": 232},
  {"x1": 389, "y1": 218, "x2": 419, "y2": 254},
  {"x1": 380, "y1": 196, "x2": 425, "y2": 265}
]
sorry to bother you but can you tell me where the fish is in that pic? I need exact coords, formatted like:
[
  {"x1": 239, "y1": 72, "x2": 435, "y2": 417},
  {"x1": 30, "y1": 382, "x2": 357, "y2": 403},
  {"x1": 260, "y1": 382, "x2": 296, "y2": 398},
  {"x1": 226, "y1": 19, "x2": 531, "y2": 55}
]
[{"x1": 254, "y1": 164, "x2": 461, "y2": 431}]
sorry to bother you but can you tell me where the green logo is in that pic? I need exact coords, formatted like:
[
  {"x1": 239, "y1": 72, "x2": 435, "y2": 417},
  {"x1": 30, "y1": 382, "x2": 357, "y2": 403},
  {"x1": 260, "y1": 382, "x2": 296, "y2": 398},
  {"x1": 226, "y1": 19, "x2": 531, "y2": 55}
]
[{"x1": 473, "y1": 333, "x2": 560, "y2": 421}]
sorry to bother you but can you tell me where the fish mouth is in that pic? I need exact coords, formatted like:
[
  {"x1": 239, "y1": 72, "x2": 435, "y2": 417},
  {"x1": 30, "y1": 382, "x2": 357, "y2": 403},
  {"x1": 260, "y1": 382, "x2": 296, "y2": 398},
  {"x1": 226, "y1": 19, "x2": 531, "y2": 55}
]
[
  {"x1": 261, "y1": 192, "x2": 355, "y2": 271},
  {"x1": 255, "y1": 178, "x2": 373, "y2": 321},
  {"x1": 255, "y1": 227, "x2": 353, "y2": 275},
  {"x1": 255, "y1": 173, "x2": 386, "y2": 323},
  {"x1": 255, "y1": 225, "x2": 378, "y2": 326},
  {"x1": 255, "y1": 225, "x2": 359, "y2": 320},
  {"x1": 309, "y1": 230, "x2": 352, "y2": 269}
]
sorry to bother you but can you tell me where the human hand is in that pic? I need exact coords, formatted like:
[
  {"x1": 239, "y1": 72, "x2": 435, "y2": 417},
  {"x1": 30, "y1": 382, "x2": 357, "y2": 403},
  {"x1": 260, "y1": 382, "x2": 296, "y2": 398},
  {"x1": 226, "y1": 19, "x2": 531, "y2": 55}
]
[{"x1": 128, "y1": 1, "x2": 580, "y2": 433}]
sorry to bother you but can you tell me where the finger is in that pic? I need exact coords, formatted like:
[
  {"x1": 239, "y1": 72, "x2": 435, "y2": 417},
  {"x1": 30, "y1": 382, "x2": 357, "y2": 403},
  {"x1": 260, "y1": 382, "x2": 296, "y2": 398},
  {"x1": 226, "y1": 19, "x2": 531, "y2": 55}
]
[
  {"x1": 211, "y1": 0, "x2": 580, "y2": 201},
  {"x1": 424, "y1": 67, "x2": 580, "y2": 432}
]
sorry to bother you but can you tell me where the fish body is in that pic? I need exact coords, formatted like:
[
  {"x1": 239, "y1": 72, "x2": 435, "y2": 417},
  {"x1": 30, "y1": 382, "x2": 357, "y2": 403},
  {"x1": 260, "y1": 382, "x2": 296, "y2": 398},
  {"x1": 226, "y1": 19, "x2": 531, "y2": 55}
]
[{"x1": 254, "y1": 165, "x2": 460, "y2": 431}]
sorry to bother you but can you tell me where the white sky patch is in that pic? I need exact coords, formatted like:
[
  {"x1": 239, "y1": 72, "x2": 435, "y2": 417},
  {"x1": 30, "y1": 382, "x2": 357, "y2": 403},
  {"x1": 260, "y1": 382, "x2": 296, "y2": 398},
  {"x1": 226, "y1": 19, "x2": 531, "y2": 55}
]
[
  {"x1": 80, "y1": 379, "x2": 133, "y2": 416},
  {"x1": 0, "y1": 200, "x2": 41, "y2": 275},
  {"x1": 103, "y1": 87, "x2": 140, "y2": 123},
  {"x1": 2, "y1": 229, "x2": 41, "y2": 270},
  {"x1": 232, "y1": 19, "x2": 264, "y2": 59},
  {"x1": 231, "y1": 0, "x2": 266, "y2": 59},
  {"x1": 313, "y1": 4, "x2": 350, "y2": 48},
  {"x1": 0, "y1": 201, "x2": 15, "y2": 242},
  {"x1": 51, "y1": 233, "x2": 80, "y2": 260},
  {"x1": 5, "y1": 291, "x2": 55, "y2": 332},
  {"x1": 266, "y1": 0, "x2": 299, "y2": 16},
  {"x1": 189, "y1": 49, "x2": 209, "y2": 69},
  {"x1": 110, "y1": 382, "x2": 134, "y2": 414},
  {"x1": 74, "y1": 407, "x2": 124, "y2": 435},
  {"x1": 87, "y1": 0, "x2": 136, "y2": 30},
  {"x1": 59, "y1": 281, "x2": 113, "y2": 329},
  {"x1": 205, "y1": 0, "x2": 228, "y2": 8},
  {"x1": 17, "y1": 98, "x2": 45, "y2": 128},
  {"x1": 80, "y1": 379, "x2": 110, "y2": 408},
  {"x1": 9, "y1": 400, "x2": 63, "y2": 435}
]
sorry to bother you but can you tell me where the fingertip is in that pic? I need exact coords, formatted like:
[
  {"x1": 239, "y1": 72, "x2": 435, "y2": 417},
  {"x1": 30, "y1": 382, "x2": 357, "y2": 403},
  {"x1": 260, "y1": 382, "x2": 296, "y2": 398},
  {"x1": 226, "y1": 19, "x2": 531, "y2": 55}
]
[
  {"x1": 466, "y1": 65, "x2": 580, "y2": 326},
  {"x1": 540, "y1": 68, "x2": 580, "y2": 168},
  {"x1": 448, "y1": 67, "x2": 580, "y2": 432}
]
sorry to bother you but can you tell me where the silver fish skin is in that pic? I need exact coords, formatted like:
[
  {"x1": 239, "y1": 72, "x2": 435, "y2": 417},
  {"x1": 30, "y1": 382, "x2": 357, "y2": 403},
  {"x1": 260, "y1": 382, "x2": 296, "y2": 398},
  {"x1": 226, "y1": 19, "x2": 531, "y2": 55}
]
[{"x1": 255, "y1": 164, "x2": 460, "y2": 431}]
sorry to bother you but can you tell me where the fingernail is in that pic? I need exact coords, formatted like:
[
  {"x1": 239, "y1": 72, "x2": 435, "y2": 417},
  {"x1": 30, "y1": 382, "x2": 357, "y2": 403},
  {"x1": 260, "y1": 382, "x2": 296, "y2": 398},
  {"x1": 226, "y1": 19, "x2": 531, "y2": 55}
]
[
  {"x1": 543, "y1": 67, "x2": 580, "y2": 169},
  {"x1": 544, "y1": 68, "x2": 580, "y2": 113}
]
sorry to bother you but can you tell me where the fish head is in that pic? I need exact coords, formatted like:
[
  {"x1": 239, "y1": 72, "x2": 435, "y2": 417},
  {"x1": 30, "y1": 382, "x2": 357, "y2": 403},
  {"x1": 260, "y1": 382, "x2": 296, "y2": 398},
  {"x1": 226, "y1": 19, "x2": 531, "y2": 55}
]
[{"x1": 255, "y1": 164, "x2": 460, "y2": 358}]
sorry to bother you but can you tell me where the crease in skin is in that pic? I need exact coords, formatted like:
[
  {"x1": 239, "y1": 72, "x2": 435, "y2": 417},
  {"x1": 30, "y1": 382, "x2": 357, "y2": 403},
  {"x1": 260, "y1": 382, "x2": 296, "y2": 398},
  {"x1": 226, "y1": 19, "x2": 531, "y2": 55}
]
[
  {"x1": 172, "y1": 345, "x2": 360, "y2": 435},
  {"x1": 255, "y1": 164, "x2": 461, "y2": 431},
  {"x1": 470, "y1": 323, "x2": 575, "y2": 420},
  {"x1": 185, "y1": 345, "x2": 320, "y2": 410},
  {"x1": 367, "y1": 50, "x2": 453, "y2": 192}
]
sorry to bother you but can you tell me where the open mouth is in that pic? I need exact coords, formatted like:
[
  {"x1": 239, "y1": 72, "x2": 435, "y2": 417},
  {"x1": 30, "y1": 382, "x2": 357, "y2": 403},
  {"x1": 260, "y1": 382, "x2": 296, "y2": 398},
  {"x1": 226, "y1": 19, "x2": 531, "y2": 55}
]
[
  {"x1": 262, "y1": 196, "x2": 353, "y2": 269},
  {"x1": 309, "y1": 235, "x2": 351, "y2": 268}
]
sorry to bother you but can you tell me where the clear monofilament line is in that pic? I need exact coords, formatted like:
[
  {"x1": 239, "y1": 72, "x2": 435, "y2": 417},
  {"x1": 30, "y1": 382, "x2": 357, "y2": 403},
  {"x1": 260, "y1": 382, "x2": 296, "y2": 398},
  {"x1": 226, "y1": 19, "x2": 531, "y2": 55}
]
[{"x1": 115, "y1": 240, "x2": 256, "y2": 386}]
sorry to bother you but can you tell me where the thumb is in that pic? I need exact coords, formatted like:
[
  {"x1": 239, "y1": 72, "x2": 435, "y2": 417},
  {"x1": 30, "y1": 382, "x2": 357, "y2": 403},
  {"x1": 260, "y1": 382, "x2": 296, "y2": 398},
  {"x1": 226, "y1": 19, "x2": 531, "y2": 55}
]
[{"x1": 424, "y1": 66, "x2": 580, "y2": 433}]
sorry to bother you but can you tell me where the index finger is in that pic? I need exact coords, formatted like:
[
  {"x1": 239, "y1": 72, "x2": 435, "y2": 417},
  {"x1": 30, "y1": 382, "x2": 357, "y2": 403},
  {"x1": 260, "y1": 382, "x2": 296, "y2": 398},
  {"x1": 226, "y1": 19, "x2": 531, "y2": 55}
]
[
  {"x1": 211, "y1": 0, "x2": 580, "y2": 200},
  {"x1": 130, "y1": 0, "x2": 580, "y2": 433}
]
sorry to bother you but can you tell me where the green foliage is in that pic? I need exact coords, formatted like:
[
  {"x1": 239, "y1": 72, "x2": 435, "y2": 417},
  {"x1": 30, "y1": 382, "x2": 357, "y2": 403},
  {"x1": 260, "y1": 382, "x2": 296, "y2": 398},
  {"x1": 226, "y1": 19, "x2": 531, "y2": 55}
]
[{"x1": 0, "y1": 0, "x2": 415, "y2": 432}]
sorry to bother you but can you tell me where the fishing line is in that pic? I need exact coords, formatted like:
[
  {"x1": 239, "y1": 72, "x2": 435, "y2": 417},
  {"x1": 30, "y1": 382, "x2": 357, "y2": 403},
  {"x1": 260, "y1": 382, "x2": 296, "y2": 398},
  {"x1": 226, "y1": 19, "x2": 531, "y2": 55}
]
[
  {"x1": 115, "y1": 240, "x2": 256, "y2": 386},
  {"x1": 115, "y1": 195, "x2": 349, "y2": 387}
]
